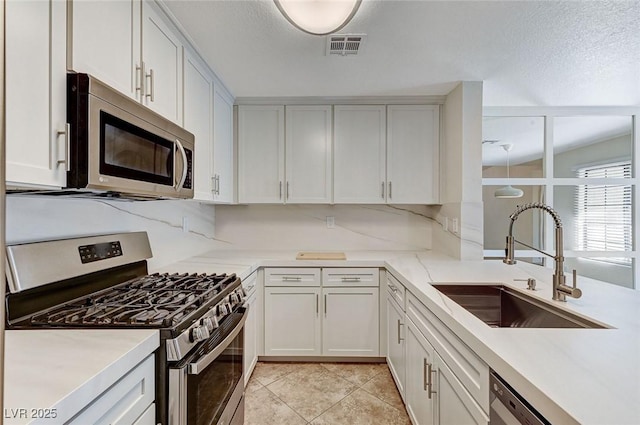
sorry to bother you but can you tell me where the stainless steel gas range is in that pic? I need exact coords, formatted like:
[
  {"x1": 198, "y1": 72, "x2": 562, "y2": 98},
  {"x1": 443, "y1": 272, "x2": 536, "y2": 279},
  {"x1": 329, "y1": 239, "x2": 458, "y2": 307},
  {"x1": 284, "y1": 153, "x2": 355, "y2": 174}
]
[{"x1": 5, "y1": 232, "x2": 246, "y2": 425}]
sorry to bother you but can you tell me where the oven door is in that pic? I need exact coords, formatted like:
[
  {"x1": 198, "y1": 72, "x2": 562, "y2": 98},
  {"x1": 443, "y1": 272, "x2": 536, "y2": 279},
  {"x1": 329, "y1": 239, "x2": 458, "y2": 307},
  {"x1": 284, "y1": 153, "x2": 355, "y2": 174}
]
[{"x1": 168, "y1": 306, "x2": 247, "y2": 425}]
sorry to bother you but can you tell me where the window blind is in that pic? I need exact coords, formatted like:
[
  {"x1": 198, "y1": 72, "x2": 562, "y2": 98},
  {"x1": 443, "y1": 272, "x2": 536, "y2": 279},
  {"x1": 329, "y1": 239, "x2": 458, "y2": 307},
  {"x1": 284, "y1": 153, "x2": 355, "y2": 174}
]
[{"x1": 575, "y1": 161, "x2": 632, "y2": 265}]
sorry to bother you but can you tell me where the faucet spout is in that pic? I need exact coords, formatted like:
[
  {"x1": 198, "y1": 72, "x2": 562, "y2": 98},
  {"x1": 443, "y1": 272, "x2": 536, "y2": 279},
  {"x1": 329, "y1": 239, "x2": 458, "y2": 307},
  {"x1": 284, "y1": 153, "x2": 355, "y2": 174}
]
[{"x1": 503, "y1": 203, "x2": 582, "y2": 302}]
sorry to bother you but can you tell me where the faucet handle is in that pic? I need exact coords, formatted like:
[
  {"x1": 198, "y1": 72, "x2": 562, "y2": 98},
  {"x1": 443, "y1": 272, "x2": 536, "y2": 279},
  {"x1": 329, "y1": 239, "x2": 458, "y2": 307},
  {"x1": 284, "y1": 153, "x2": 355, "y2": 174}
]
[{"x1": 514, "y1": 278, "x2": 536, "y2": 290}]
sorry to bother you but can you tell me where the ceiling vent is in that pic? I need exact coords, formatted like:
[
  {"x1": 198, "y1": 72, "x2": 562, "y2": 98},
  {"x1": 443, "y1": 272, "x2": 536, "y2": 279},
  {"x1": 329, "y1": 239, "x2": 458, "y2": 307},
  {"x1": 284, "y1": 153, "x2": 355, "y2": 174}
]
[{"x1": 326, "y1": 34, "x2": 366, "y2": 56}]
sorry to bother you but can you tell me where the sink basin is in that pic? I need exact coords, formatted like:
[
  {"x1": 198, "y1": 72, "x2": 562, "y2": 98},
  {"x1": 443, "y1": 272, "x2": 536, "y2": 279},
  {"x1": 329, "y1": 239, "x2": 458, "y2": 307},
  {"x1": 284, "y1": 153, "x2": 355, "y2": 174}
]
[{"x1": 432, "y1": 284, "x2": 608, "y2": 329}]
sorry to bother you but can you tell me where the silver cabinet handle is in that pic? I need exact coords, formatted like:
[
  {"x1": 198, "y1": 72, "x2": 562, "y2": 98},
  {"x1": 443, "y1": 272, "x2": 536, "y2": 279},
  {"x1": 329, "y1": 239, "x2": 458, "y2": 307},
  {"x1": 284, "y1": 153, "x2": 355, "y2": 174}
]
[
  {"x1": 145, "y1": 68, "x2": 155, "y2": 101},
  {"x1": 56, "y1": 123, "x2": 71, "y2": 171},
  {"x1": 341, "y1": 276, "x2": 361, "y2": 282},
  {"x1": 175, "y1": 139, "x2": 188, "y2": 191},
  {"x1": 381, "y1": 182, "x2": 385, "y2": 199},
  {"x1": 389, "y1": 284, "x2": 398, "y2": 293},
  {"x1": 316, "y1": 294, "x2": 319, "y2": 315},
  {"x1": 286, "y1": 181, "x2": 290, "y2": 199},
  {"x1": 425, "y1": 361, "x2": 437, "y2": 399},
  {"x1": 324, "y1": 294, "x2": 327, "y2": 316},
  {"x1": 279, "y1": 181, "x2": 283, "y2": 199},
  {"x1": 282, "y1": 276, "x2": 302, "y2": 282},
  {"x1": 136, "y1": 63, "x2": 144, "y2": 98},
  {"x1": 423, "y1": 359, "x2": 428, "y2": 391},
  {"x1": 211, "y1": 176, "x2": 216, "y2": 193},
  {"x1": 389, "y1": 181, "x2": 392, "y2": 199},
  {"x1": 397, "y1": 319, "x2": 404, "y2": 344}
]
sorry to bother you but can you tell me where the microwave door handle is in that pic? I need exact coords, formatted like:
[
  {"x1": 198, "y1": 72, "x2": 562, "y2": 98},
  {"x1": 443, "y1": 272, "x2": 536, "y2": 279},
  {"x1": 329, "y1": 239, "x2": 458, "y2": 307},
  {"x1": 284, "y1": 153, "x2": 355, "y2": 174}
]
[
  {"x1": 187, "y1": 306, "x2": 249, "y2": 375},
  {"x1": 175, "y1": 139, "x2": 188, "y2": 191}
]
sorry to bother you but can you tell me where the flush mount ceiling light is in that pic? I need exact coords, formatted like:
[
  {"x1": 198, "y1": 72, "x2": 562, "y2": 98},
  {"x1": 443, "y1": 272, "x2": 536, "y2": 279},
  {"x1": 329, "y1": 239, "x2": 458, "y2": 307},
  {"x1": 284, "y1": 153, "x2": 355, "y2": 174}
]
[
  {"x1": 494, "y1": 144, "x2": 524, "y2": 199},
  {"x1": 274, "y1": 0, "x2": 362, "y2": 36}
]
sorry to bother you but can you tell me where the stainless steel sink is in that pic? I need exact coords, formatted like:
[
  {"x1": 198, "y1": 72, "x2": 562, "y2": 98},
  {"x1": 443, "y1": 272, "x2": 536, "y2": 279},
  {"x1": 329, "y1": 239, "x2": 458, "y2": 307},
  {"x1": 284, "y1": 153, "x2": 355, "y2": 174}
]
[{"x1": 432, "y1": 284, "x2": 608, "y2": 328}]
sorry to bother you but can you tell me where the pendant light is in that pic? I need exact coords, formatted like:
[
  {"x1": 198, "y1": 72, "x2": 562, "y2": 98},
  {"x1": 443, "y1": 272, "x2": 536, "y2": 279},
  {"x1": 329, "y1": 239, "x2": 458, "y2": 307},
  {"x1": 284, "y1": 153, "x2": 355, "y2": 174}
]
[
  {"x1": 274, "y1": 0, "x2": 362, "y2": 36},
  {"x1": 494, "y1": 144, "x2": 524, "y2": 198}
]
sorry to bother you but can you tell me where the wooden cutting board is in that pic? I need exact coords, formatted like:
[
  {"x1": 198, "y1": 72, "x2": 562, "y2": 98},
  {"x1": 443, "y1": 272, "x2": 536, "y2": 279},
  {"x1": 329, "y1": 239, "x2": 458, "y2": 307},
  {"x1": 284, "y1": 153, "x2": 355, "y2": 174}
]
[{"x1": 296, "y1": 252, "x2": 346, "y2": 260}]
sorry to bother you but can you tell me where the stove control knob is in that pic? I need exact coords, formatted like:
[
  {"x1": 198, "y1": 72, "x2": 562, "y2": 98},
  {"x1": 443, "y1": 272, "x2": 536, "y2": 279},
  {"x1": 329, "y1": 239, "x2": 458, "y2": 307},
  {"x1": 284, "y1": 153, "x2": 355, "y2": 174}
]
[
  {"x1": 230, "y1": 293, "x2": 240, "y2": 304},
  {"x1": 189, "y1": 325, "x2": 210, "y2": 343},
  {"x1": 201, "y1": 316, "x2": 218, "y2": 332},
  {"x1": 217, "y1": 303, "x2": 230, "y2": 316}
]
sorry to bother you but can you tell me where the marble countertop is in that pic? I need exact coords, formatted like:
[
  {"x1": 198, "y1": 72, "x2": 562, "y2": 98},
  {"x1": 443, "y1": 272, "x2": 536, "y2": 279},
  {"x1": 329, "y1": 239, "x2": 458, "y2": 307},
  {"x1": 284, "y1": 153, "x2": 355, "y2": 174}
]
[
  {"x1": 157, "y1": 249, "x2": 640, "y2": 425},
  {"x1": 4, "y1": 329, "x2": 159, "y2": 425}
]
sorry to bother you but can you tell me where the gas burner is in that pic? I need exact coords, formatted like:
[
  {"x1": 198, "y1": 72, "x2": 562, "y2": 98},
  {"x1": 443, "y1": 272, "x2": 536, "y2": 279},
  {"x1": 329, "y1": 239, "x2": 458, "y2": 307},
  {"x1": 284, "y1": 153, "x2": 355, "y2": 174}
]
[{"x1": 28, "y1": 272, "x2": 238, "y2": 328}]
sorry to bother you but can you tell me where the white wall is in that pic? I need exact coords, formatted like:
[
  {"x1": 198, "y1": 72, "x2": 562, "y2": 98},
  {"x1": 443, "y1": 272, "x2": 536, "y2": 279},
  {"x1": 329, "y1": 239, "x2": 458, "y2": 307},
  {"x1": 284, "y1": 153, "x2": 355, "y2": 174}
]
[
  {"x1": 6, "y1": 196, "x2": 218, "y2": 270},
  {"x1": 214, "y1": 204, "x2": 433, "y2": 251}
]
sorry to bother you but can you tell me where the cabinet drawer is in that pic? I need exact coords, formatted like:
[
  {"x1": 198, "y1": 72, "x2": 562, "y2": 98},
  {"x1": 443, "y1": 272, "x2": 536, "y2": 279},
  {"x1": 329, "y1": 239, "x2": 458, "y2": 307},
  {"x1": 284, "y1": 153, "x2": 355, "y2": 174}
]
[
  {"x1": 68, "y1": 354, "x2": 155, "y2": 425},
  {"x1": 406, "y1": 293, "x2": 489, "y2": 414},
  {"x1": 322, "y1": 268, "x2": 379, "y2": 287},
  {"x1": 387, "y1": 273, "x2": 406, "y2": 309},
  {"x1": 242, "y1": 271, "x2": 258, "y2": 296},
  {"x1": 265, "y1": 268, "x2": 321, "y2": 286}
]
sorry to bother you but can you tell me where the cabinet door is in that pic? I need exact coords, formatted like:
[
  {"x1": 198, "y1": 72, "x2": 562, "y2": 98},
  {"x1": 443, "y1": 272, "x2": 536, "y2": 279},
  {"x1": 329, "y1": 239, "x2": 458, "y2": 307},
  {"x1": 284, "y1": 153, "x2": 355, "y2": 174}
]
[
  {"x1": 386, "y1": 297, "x2": 406, "y2": 399},
  {"x1": 264, "y1": 287, "x2": 321, "y2": 356},
  {"x1": 435, "y1": 354, "x2": 489, "y2": 425},
  {"x1": 6, "y1": 0, "x2": 67, "y2": 188},
  {"x1": 69, "y1": 0, "x2": 141, "y2": 100},
  {"x1": 322, "y1": 287, "x2": 379, "y2": 356},
  {"x1": 141, "y1": 1, "x2": 182, "y2": 123},
  {"x1": 183, "y1": 49, "x2": 214, "y2": 201},
  {"x1": 238, "y1": 106, "x2": 286, "y2": 203},
  {"x1": 405, "y1": 318, "x2": 436, "y2": 425},
  {"x1": 243, "y1": 290, "x2": 259, "y2": 385},
  {"x1": 285, "y1": 106, "x2": 332, "y2": 203},
  {"x1": 387, "y1": 105, "x2": 440, "y2": 204},
  {"x1": 212, "y1": 84, "x2": 235, "y2": 203},
  {"x1": 334, "y1": 106, "x2": 386, "y2": 203}
]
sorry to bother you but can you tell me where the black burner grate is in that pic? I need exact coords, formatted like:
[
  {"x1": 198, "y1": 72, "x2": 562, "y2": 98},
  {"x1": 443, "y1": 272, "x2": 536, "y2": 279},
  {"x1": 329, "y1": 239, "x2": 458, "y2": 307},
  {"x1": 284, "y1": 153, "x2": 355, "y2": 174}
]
[{"x1": 29, "y1": 272, "x2": 237, "y2": 328}]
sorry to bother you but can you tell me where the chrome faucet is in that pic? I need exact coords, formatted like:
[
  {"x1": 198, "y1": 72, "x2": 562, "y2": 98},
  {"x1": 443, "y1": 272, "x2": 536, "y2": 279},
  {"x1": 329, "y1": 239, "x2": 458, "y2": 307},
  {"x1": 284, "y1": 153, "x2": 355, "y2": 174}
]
[{"x1": 503, "y1": 202, "x2": 582, "y2": 301}]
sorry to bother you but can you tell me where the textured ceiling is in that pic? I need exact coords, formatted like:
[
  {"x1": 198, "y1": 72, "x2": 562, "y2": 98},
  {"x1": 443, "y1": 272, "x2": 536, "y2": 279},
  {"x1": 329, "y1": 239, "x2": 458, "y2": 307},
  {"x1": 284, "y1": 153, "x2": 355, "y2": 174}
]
[{"x1": 164, "y1": 0, "x2": 640, "y2": 106}]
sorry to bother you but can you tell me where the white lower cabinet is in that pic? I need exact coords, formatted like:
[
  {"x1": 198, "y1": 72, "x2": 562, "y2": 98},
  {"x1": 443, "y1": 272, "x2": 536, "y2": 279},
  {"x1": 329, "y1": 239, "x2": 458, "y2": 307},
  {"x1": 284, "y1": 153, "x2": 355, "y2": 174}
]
[
  {"x1": 68, "y1": 355, "x2": 155, "y2": 425},
  {"x1": 322, "y1": 286, "x2": 379, "y2": 356},
  {"x1": 243, "y1": 272, "x2": 260, "y2": 384},
  {"x1": 405, "y1": 318, "x2": 436, "y2": 425},
  {"x1": 263, "y1": 267, "x2": 380, "y2": 357},
  {"x1": 264, "y1": 286, "x2": 322, "y2": 356},
  {"x1": 405, "y1": 318, "x2": 488, "y2": 425},
  {"x1": 387, "y1": 295, "x2": 406, "y2": 399}
]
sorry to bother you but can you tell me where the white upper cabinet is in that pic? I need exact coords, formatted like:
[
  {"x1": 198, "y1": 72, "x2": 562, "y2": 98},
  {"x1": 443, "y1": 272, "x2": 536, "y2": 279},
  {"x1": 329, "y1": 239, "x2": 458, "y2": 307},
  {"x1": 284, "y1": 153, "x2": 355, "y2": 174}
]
[
  {"x1": 212, "y1": 85, "x2": 235, "y2": 203},
  {"x1": 69, "y1": 1, "x2": 183, "y2": 124},
  {"x1": 68, "y1": 0, "x2": 141, "y2": 100},
  {"x1": 387, "y1": 105, "x2": 440, "y2": 204},
  {"x1": 6, "y1": 0, "x2": 67, "y2": 188},
  {"x1": 141, "y1": 1, "x2": 183, "y2": 123},
  {"x1": 183, "y1": 48, "x2": 214, "y2": 201},
  {"x1": 238, "y1": 105, "x2": 286, "y2": 203},
  {"x1": 334, "y1": 105, "x2": 387, "y2": 203},
  {"x1": 285, "y1": 106, "x2": 333, "y2": 203}
]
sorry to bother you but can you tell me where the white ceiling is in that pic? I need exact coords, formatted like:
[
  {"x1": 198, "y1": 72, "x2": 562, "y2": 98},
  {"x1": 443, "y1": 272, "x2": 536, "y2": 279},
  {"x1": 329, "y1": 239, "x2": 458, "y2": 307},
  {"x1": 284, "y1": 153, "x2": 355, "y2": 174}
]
[{"x1": 164, "y1": 0, "x2": 640, "y2": 106}]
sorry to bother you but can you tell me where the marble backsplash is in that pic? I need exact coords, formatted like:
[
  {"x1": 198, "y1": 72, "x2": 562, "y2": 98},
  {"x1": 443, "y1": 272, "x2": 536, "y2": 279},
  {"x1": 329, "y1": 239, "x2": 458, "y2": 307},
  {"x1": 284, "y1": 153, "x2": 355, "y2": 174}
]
[
  {"x1": 6, "y1": 196, "x2": 218, "y2": 270},
  {"x1": 212, "y1": 204, "x2": 434, "y2": 251}
]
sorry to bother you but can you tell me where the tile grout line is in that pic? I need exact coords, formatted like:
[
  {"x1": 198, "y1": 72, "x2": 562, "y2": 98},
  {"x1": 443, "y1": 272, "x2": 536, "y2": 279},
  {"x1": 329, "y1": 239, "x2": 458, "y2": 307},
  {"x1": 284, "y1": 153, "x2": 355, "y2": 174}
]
[
  {"x1": 262, "y1": 384, "x2": 310, "y2": 424},
  {"x1": 304, "y1": 368, "x2": 362, "y2": 424}
]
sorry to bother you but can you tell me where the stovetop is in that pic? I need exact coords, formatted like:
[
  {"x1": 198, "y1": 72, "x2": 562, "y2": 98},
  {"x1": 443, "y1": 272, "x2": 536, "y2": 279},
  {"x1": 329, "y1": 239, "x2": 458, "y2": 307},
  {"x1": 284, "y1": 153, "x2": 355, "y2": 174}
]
[{"x1": 15, "y1": 272, "x2": 239, "y2": 329}]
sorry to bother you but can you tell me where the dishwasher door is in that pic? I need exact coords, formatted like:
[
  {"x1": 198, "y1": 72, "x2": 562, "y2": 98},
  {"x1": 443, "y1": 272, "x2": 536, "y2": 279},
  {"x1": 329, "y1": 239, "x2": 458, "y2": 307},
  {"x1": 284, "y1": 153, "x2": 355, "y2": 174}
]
[{"x1": 489, "y1": 372, "x2": 549, "y2": 425}]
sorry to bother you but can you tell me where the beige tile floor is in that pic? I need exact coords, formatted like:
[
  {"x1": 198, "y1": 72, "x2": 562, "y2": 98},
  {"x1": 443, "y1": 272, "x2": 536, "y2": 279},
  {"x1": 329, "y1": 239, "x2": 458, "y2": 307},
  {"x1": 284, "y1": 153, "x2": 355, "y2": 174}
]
[{"x1": 245, "y1": 362, "x2": 411, "y2": 425}]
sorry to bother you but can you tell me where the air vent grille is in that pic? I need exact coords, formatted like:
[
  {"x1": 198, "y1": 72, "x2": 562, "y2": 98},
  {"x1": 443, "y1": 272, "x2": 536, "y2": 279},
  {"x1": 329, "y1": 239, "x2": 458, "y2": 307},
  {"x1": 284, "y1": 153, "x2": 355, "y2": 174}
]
[{"x1": 326, "y1": 34, "x2": 366, "y2": 56}]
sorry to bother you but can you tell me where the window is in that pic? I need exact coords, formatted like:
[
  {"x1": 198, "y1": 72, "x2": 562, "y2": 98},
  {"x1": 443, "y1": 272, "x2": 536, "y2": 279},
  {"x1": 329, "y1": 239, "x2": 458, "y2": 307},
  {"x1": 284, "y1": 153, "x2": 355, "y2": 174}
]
[{"x1": 575, "y1": 161, "x2": 632, "y2": 265}]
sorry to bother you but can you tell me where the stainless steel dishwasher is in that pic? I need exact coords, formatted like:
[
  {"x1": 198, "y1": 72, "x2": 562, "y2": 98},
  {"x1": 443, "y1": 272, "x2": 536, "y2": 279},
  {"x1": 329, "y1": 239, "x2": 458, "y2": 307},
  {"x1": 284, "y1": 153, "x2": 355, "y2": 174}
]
[{"x1": 490, "y1": 371, "x2": 550, "y2": 425}]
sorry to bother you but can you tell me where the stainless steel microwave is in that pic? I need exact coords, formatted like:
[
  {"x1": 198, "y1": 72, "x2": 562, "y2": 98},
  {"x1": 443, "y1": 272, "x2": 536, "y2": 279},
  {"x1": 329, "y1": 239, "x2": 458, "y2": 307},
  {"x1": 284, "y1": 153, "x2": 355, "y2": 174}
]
[{"x1": 67, "y1": 73, "x2": 194, "y2": 199}]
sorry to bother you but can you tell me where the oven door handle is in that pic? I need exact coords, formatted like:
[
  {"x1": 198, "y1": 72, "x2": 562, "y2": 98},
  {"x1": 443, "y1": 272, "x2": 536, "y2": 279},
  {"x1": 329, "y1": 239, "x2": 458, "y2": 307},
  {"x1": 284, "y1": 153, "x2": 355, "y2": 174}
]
[{"x1": 187, "y1": 306, "x2": 249, "y2": 375}]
